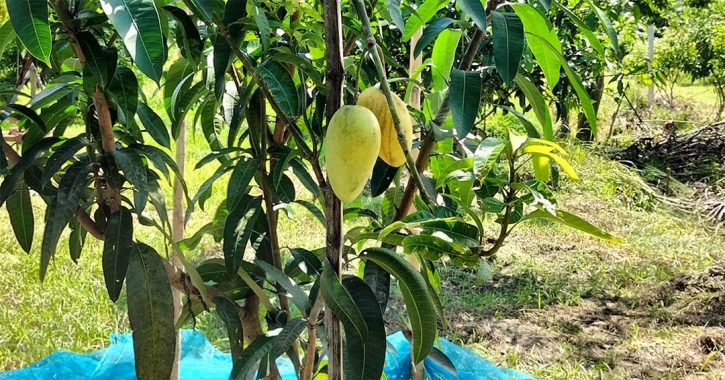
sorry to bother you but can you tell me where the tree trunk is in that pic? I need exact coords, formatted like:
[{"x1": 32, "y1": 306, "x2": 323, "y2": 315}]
[
  {"x1": 576, "y1": 74, "x2": 604, "y2": 141},
  {"x1": 171, "y1": 120, "x2": 187, "y2": 380}
]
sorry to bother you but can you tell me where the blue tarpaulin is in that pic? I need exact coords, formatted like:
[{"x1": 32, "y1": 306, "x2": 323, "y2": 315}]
[{"x1": 0, "y1": 330, "x2": 536, "y2": 379}]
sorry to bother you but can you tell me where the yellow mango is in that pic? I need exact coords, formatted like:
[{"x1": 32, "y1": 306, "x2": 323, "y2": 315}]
[
  {"x1": 356, "y1": 87, "x2": 413, "y2": 167},
  {"x1": 324, "y1": 105, "x2": 381, "y2": 203}
]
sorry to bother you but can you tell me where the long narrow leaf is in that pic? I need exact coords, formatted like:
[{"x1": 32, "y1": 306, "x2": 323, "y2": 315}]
[
  {"x1": 8, "y1": 0, "x2": 51, "y2": 64},
  {"x1": 321, "y1": 259, "x2": 369, "y2": 342},
  {"x1": 102, "y1": 207, "x2": 134, "y2": 302},
  {"x1": 7, "y1": 185, "x2": 34, "y2": 253}
]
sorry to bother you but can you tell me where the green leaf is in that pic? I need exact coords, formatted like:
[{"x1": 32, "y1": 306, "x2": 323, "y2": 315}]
[
  {"x1": 414, "y1": 17, "x2": 454, "y2": 58},
  {"x1": 522, "y1": 209, "x2": 622, "y2": 243},
  {"x1": 386, "y1": 0, "x2": 405, "y2": 35},
  {"x1": 136, "y1": 102, "x2": 170, "y2": 149},
  {"x1": 8, "y1": 0, "x2": 51, "y2": 64},
  {"x1": 402, "y1": 0, "x2": 447, "y2": 42},
  {"x1": 184, "y1": 0, "x2": 213, "y2": 23},
  {"x1": 213, "y1": 0, "x2": 247, "y2": 100},
  {"x1": 185, "y1": 164, "x2": 232, "y2": 221},
  {"x1": 527, "y1": 34, "x2": 598, "y2": 135},
  {"x1": 342, "y1": 276, "x2": 386, "y2": 380},
  {"x1": 41, "y1": 135, "x2": 89, "y2": 185},
  {"x1": 0, "y1": 137, "x2": 58, "y2": 207},
  {"x1": 458, "y1": 0, "x2": 488, "y2": 32},
  {"x1": 321, "y1": 259, "x2": 369, "y2": 341},
  {"x1": 0, "y1": 20, "x2": 17, "y2": 57},
  {"x1": 214, "y1": 296, "x2": 244, "y2": 363},
  {"x1": 7, "y1": 185, "x2": 34, "y2": 253},
  {"x1": 112, "y1": 149, "x2": 148, "y2": 213},
  {"x1": 40, "y1": 161, "x2": 93, "y2": 281},
  {"x1": 491, "y1": 11, "x2": 524, "y2": 85},
  {"x1": 363, "y1": 261, "x2": 391, "y2": 312},
  {"x1": 289, "y1": 158, "x2": 320, "y2": 198},
  {"x1": 108, "y1": 66, "x2": 139, "y2": 125},
  {"x1": 496, "y1": 104, "x2": 541, "y2": 138},
  {"x1": 513, "y1": 74, "x2": 553, "y2": 140},
  {"x1": 288, "y1": 248, "x2": 322, "y2": 276},
  {"x1": 420, "y1": 220, "x2": 480, "y2": 247},
  {"x1": 361, "y1": 247, "x2": 436, "y2": 364},
  {"x1": 293, "y1": 200, "x2": 326, "y2": 227},
  {"x1": 230, "y1": 320, "x2": 305, "y2": 380},
  {"x1": 257, "y1": 59, "x2": 299, "y2": 119},
  {"x1": 431, "y1": 29, "x2": 462, "y2": 92},
  {"x1": 68, "y1": 218, "x2": 87, "y2": 263},
  {"x1": 583, "y1": 0, "x2": 619, "y2": 57},
  {"x1": 252, "y1": 1, "x2": 270, "y2": 51},
  {"x1": 371, "y1": 158, "x2": 400, "y2": 197},
  {"x1": 133, "y1": 144, "x2": 188, "y2": 196},
  {"x1": 8, "y1": 104, "x2": 47, "y2": 132},
  {"x1": 164, "y1": 58, "x2": 193, "y2": 118},
  {"x1": 511, "y1": 3, "x2": 561, "y2": 87},
  {"x1": 223, "y1": 194, "x2": 263, "y2": 275},
  {"x1": 473, "y1": 137, "x2": 504, "y2": 177},
  {"x1": 162, "y1": 6, "x2": 203, "y2": 63},
  {"x1": 102, "y1": 207, "x2": 134, "y2": 302},
  {"x1": 101, "y1": 0, "x2": 166, "y2": 82},
  {"x1": 403, "y1": 235, "x2": 456, "y2": 261},
  {"x1": 255, "y1": 259, "x2": 312, "y2": 314},
  {"x1": 555, "y1": 2, "x2": 605, "y2": 57},
  {"x1": 126, "y1": 243, "x2": 176, "y2": 380},
  {"x1": 28, "y1": 82, "x2": 79, "y2": 110},
  {"x1": 227, "y1": 156, "x2": 261, "y2": 211},
  {"x1": 520, "y1": 144, "x2": 579, "y2": 180},
  {"x1": 76, "y1": 31, "x2": 113, "y2": 89},
  {"x1": 271, "y1": 174, "x2": 296, "y2": 203},
  {"x1": 449, "y1": 69, "x2": 481, "y2": 138}
]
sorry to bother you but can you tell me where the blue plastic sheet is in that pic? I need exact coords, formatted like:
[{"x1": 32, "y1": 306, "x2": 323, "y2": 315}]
[{"x1": 0, "y1": 330, "x2": 536, "y2": 380}]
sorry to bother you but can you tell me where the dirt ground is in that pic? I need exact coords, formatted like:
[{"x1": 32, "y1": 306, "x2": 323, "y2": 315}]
[{"x1": 435, "y1": 262, "x2": 725, "y2": 379}]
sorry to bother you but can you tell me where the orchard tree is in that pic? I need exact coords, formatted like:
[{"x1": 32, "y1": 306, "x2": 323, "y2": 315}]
[{"x1": 0, "y1": 0, "x2": 618, "y2": 379}]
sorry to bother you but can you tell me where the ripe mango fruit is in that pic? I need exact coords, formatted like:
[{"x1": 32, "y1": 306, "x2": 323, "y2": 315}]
[
  {"x1": 325, "y1": 105, "x2": 381, "y2": 203},
  {"x1": 356, "y1": 86, "x2": 413, "y2": 167}
]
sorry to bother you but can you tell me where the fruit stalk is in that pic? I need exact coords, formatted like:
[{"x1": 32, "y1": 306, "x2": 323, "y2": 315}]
[{"x1": 351, "y1": 0, "x2": 434, "y2": 206}]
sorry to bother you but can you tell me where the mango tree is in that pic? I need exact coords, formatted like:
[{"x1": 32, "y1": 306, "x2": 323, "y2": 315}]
[{"x1": 0, "y1": 0, "x2": 617, "y2": 379}]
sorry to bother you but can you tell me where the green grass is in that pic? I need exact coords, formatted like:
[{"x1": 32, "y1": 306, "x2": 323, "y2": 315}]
[{"x1": 2, "y1": 81, "x2": 725, "y2": 379}]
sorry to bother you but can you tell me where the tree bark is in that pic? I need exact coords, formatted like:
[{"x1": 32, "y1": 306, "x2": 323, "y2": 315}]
[
  {"x1": 323, "y1": 0, "x2": 344, "y2": 377},
  {"x1": 171, "y1": 120, "x2": 186, "y2": 380}
]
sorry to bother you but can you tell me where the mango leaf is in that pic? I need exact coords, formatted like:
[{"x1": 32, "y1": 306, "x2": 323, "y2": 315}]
[
  {"x1": 363, "y1": 261, "x2": 391, "y2": 313},
  {"x1": 521, "y1": 209, "x2": 622, "y2": 243},
  {"x1": 321, "y1": 259, "x2": 369, "y2": 341},
  {"x1": 513, "y1": 74, "x2": 553, "y2": 140},
  {"x1": 458, "y1": 0, "x2": 487, "y2": 32},
  {"x1": 7, "y1": 185, "x2": 34, "y2": 254},
  {"x1": 108, "y1": 66, "x2": 139, "y2": 125},
  {"x1": 583, "y1": 0, "x2": 619, "y2": 57},
  {"x1": 112, "y1": 149, "x2": 148, "y2": 213},
  {"x1": 511, "y1": 3, "x2": 561, "y2": 87},
  {"x1": 257, "y1": 59, "x2": 299, "y2": 119},
  {"x1": 41, "y1": 135, "x2": 89, "y2": 185},
  {"x1": 449, "y1": 69, "x2": 481, "y2": 138},
  {"x1": 403, "y1": 235, "x2": 456, "y2": 261},
  {"x1": 0, "y1": 139, "x2": 60, "y2": 207},
  {"x1": 8, "y1": 104, "x2": 47, "y2": 133},
  {"x1": 227, "y1": 156, "x2": 261, "y2": 211},
  {"x1": 163, "y1": 6, "x2": 203, "y2": 63},
  {"x1": 491, "y1": 11, "x2": 524, "y2": 85},
  {"x1": 289, "y1": 158, "x2": 320, "y2": 197},
  {"x1": 526, "y1": 34, "x2": 598, "y2": 136},
  {"x1": 342, "y1": 276, "x2": 386, "y2": 380},
  {"x1": 184, "y1": 0, "x2": 213, "y2": 23},
  {"x1": 101, "y1": 0, "x2": 166, "y2": 82},
  {"x1": 414, "y1": 17, "x2": 454, "y2": 58},
  {"x1": 8, "y1": 0, "x2": 51, "y2": 64},
  {"x1": 496, "y1": 104, "x2": 540, "y2": 138},
  {"x1": 0, "y1": 21, "x2": 17, "y2": 57},
  {"x1": 68, "y1": 218, "x2": 87, "y2": 263},
  {"x1": 293, "y1": 200, "x2": 326, "y2": 227},
  {"x1": 40, "y1": 161, "x2": 93, "y2": 281},
  {"x1": 386, "y1": 0, "x2": 405, "y2": 35},
  {"x1": 255, "y1": 260, "x2": 312, "y2": 314},
  {"x1": 214, "y1": 296, "x2": 244, "y2": 363},
  {"x1": 269, "y1": 318, "x2": 306, "y2": 358},
  {"x1": 532, "y1": 155, "x2": 551, "y2": 182},
  {"x1": 252, "y1": 1, "x2": 270, "y2": 51},
  {"x1": 431, "y1": 29, "x2": 462, "y2": 92},
  {"x1": 473, "y1": 137, "x2": 504, "y2": 177},
  {"x1": 102, "y1": 207, "x2": 134, "y2": 302},
  {"x1": 126, "y1": 243, "x2": 176, "y2": 380},
  {"x1": 164, "y1": 58, "x2": 193, "y2": 118},
  {"x1": 230, "y1": 321, "x2": 306, "y2": 380},
  {"x1": 76, "y1": 31, "x2": 113, "y2": 89},
  {"x1": 554, "y1": 1, "x2": 605, "y2": 57},
  {"x1": 420, "y1": 220, "x2": 479, "y2": 247},
  {"x1": 136, "y1": 102, "x2": 169, "y2": 149},
  {"x1": 520, "y1": 145, "x2": 579, "y2": 180},
  {"x1": 212, "y1": 0, "x2": 246, "y2": 99},
  {"x1": 224, "y1": 194, "x2": 263, "y2": 275},
  {"x1": 361, "y1": 247, "x2": 436, "y2": 364},
  {"x1": 28, "y1": 82, "x2": 79, "y2": 110},
  {"x1": 402, "y1": 0, "x2": 447, "y2": 42}
]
